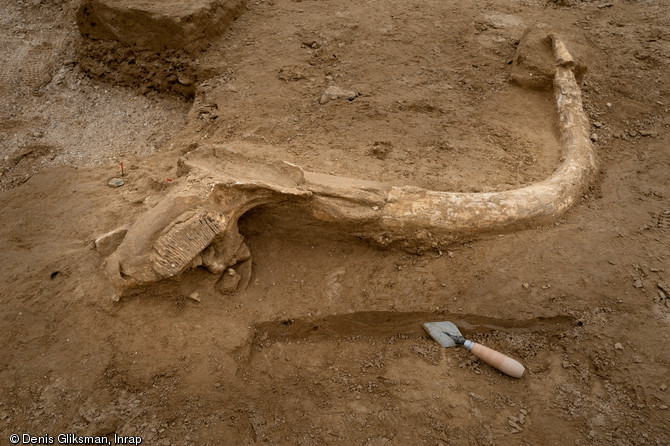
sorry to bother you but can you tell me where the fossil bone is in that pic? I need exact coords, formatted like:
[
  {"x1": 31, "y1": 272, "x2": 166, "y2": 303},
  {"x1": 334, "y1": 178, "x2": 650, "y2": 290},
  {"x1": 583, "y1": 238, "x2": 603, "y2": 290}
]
[{"x1": 100, "y1": 35, "x2": 597, "y2": 300}]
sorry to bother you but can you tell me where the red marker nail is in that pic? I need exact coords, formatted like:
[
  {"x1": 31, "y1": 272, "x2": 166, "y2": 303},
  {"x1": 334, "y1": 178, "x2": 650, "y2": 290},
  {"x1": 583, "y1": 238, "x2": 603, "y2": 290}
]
[
  {"x1": 166, "y1": 178, "x2": 173, "y2": 182},
  {"x1": 121, "y1": 161, "x2": 124, "y2": 177}
]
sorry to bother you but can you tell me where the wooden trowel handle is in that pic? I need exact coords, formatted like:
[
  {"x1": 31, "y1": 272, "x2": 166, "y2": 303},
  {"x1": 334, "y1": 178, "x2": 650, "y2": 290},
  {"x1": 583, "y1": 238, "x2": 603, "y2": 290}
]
[{"x1": 464, "y1": 340, "x2": 525, "y2": 378}]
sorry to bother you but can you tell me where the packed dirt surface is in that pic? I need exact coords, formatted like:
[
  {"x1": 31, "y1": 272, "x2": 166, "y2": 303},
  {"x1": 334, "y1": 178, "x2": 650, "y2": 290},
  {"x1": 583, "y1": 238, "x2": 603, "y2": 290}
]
[{"x1": 1, "y1": 0, "x2": 670, "y2": 445}]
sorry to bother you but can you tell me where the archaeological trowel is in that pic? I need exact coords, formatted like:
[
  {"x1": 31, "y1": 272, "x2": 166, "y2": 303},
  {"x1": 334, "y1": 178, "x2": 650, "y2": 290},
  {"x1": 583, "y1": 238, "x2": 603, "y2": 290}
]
[{"x1": 423, "y1": 321, "x2": 525, "y2": 378}]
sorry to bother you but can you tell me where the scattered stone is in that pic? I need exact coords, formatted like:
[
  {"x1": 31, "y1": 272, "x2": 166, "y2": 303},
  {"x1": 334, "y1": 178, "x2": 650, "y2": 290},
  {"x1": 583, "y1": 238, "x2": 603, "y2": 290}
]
[
  {"x1": 319, "y1": 85, "x2": 358, "y2": 104},
  {"x1": 590, "y1": 133, "x2": 599, "y2": 142},
  {"x1": 82, "y1": 414, "x2": 121, "y2": 437},
  {"x1": 660, "y1": 384, "x2": 667, "y2": 391},
  {"x1": 508, "y1": 417, "x2": 523, "y2": 433},
  {"x1": 659, "y1": 405, "x2": 668, "y2": 410},
  {"x1": 108, "y1": 178, "x2": 124, "y2": 187},
  {"x1": 95, "y1": 226, "x2": 128, "y2": 256},
  {"x1": 468, "y1": 392, "x2": 486, "y2": 402},
  {"x1": 639, "y1": 129, "x2": 657, "y2": 137},
  {"x1": 628, "y1": 130, "x2": 638, "y2": 138},
  {"x1": 188, "y1": 292, "x2": 201, "y2": 302},
  {"x1": 447, "y1": 251, "x2": 455, "y2": 258},
  {"x1": 177, "y1": 73, "x2": 193, "y2": 86},
  {"x1": 633, "y1": 278, "x2": 643, "y2": 288},
  {"x1": 606, "y1": 102, "x2": 613, "y2": 108},
  {"x1": 614, "y1": 342, "x2": 624, "y2": 350},
  {"x1": 593, "y1": 121, "x2": 603, "y2": 128},
  {"x1": 278, "y1": 65, "x2": 307, "y2": 81},
  {"x1": 301, "y1": 40, "x2": 320, "y2": 49},
  {"x1": 590, "y1": 414, "x2": 606, "y2": 427},
  {"x1": 369, "y1": 141, "x2": 392, "y2": 159}
]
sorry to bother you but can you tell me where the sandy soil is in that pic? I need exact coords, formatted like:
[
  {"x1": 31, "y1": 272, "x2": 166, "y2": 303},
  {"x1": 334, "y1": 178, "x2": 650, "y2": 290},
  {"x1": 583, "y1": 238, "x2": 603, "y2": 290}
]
[{"x1": 1, "y1": 0, "x2": 670, "y2": 445}]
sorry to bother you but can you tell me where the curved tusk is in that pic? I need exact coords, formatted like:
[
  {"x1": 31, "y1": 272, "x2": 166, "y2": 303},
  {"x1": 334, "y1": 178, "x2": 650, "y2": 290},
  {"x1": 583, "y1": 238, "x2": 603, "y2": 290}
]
[
  {"x1": 308, "y1": 35, "x2": 597, "y2": 245},
  {"x1": 97, "y1": 35, "x2": 597, "y2": 297}
]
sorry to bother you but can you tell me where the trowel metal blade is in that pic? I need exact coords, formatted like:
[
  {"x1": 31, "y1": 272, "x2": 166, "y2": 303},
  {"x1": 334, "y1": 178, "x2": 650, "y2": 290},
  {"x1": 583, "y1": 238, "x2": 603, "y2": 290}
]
[{"x1": 422, "y1": 321, "x2": 462, "y2": 348}]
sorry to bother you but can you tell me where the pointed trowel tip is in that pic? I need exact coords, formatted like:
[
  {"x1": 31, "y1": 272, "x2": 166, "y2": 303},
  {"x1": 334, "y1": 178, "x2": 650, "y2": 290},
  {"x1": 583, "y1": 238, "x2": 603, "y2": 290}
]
[{"x1": 423, "y1": 321, "x2": 462, "y2": 348}]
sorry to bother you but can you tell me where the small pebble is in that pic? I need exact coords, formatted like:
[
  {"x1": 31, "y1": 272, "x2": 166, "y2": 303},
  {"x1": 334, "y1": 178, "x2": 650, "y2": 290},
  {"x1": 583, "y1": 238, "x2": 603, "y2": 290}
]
[
  {"x1": 660, "y1": 384, "x2": 667, "y2": 391},
  {"x1": 633, "y1": 279, "x2": 643, "y2": 288},
  {"x1": 590, "y1": 133, "x2": 599, "y2": 142},
  {"x1": 108, "y1": 178, "x2": 124, "y2": 187},
  {"x1": 639, "y1": 129, "x2": 657, "y2": 137},
  {"x1": 319, "y1": 85, "x2": 358, "y2": 104},
  {"x1": 614, "y1": 342, "x2": 624, "y2": 350}
]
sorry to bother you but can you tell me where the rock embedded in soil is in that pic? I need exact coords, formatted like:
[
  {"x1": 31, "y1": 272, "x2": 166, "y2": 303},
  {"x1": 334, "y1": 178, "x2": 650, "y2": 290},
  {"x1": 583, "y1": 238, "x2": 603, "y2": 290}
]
[
  {"x1": 639, "y1": 129, "x2": 657, "y2": 137},
  {"x1": 319, "y1": 86, "x2": 358, "y2": 104},
  {"x1": 108, "y1": 178, "x2": 124, "y2": 187}
]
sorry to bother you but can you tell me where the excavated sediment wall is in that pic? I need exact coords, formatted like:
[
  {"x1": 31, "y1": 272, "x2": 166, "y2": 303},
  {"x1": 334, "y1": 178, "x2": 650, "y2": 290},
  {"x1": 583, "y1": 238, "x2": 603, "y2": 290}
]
[{"x1": 76, "y1": 0, "x2": 246, "y2": 96}]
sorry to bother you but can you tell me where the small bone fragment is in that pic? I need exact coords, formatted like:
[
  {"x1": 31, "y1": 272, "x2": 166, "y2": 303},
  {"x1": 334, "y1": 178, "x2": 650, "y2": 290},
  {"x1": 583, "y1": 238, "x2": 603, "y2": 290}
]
[
  {"x1": 201, "y1": 224, "x2": 246, "y2": 274},
  {"x1": 218, "y1": 268, "x2": 241, "y2": 294},
  {"x1": 550, "y1": 34, "x2": 575, "y2": 68},
  {"x1": 236, "y1": 259, "x2": 253, "y2": 291}
]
